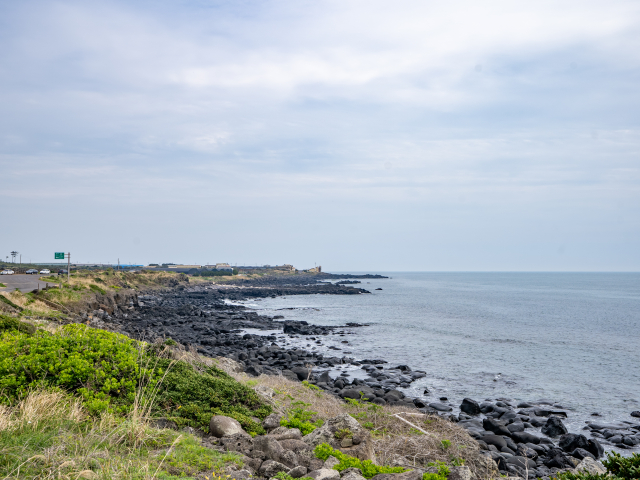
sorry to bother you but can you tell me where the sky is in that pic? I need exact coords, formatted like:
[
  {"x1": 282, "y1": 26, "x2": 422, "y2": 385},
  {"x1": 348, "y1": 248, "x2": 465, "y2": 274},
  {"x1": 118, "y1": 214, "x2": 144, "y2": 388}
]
[{"x1": 1, "y1": 0, "x2": 639, "y2": 271}]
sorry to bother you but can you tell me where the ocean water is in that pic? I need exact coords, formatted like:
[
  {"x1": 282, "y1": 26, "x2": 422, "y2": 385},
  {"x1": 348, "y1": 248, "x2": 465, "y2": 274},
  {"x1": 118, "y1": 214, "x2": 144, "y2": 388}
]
[{"x1": 240, "y1": 272, "x2": 640, "y2": 434}]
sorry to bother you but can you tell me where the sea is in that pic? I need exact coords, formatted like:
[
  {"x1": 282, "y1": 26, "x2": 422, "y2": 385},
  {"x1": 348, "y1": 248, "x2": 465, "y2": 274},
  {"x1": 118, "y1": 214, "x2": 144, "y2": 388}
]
[{"x1": 236, "y1": 272, "x2": 640, "y2": 436}]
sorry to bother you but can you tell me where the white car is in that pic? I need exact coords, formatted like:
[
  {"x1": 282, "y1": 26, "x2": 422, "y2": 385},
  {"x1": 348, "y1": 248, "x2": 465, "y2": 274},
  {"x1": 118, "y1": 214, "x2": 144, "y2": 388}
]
[
  {"x1": 40, "y1": 269, "x2": 51, "y2": 274},
  {"x1": 1, "y1": 270, "x2": 14, "y2": 275}
]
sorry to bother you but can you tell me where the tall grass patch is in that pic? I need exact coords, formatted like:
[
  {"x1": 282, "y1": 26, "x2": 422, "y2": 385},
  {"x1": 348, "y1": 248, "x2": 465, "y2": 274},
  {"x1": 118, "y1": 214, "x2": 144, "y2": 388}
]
[{"x1": 0, "y1": 324, "x2": 271, "y2": 433}]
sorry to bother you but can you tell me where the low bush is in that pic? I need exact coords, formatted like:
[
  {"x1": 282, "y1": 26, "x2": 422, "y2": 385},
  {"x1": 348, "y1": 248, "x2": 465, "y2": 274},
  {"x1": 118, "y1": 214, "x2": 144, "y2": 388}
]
[
  {"x1": 280, "y1": 400, "x2": 323, "y2": 435},
  {"x1": 0, "y1": 324, "x2": 152, "y2": 414},
  {"x1": 0, "y1": 314, "x2": 35, "y2": 334},
  {"x1": 152, "y1": 356, "x2": 270, "y2": 435},
  {"x1": 604, "y1": 452, "x2": 640, "y2": 479},
  {"x1": 423, "y1": 461, "x2": 450, "y2": 480},
  {"x1": 0, "y1": 324, "x2": 272, "y2": 433},
  {"x1": 314, "y1": 443, "x2": 406, "y2": 479}
]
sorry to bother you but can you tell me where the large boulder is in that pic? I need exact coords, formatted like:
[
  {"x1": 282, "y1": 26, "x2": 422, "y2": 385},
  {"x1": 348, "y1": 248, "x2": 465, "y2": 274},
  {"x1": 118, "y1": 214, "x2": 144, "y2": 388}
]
[
  {"x1": 303, "y1": 413, "x2": 375, "y2": 462},
  {"x1": 296, "y1": 450, "x2": 324, "y2": 471},
  {"x1": 221, "y1": 433, "x2": 254, "y2": 454},
  {"x1": 448, "y1": 466, "x2": 472, "y2": 480},
  {"x1": 541, "y1": 417, "x2": 567, "y2": 437},
  {"x1": 307, "y1": 468, "x2": 340, "y2": 480},
  {"x1": 587, "y1": 438, "x2": 604, "y2": 459},
  {"x1": 429, "y1": 403, "x2": 453, "y2": 412},
  {"x1": 259, "y1": 460, "x2": 289, "y2": 477},
  {"x1": 479, "y1": 435, "x2": 507, "y2": 449},
  {"x1": 476, "y1": 455, "x2": 500, "y2": 478},
  {"x1": 511, "y1": 431, "x2": 540, "y2": 445},
  {"x1": 505, "y1": 456, "x2": 536, "y2": 470},
  {"x1": 460, "y1": 398, "x2": 481, "y2": 415},
  {"x1": 289, "y1": 466, "x2": 309, "y2": 478},
  {"x1": 246, "y1": 364, "x2": 264, "y2": 377},
  {"x1": 483, "y1": 418, "x2": 512, "y2": 437},
  {"x1": 575, "y1": 457, "x2": 607, "y2": 475},
  {"x1": 262, "y1": 413, "x2": 283, "y2": 431},
  {"x1": 559, "y1": 434, "x2": 589, "y2": 453},
  {"x1": 210, "y1": 415, "x2": 246, "y2": 438},
  {"x1": 280, "y1": 439, "x2": 312, "y2": 453},
  {"x1": 323, "y1": 456, "x2": 340, "y2": 470},
  {"x1": 291, "y1": 367, "x2": 312, "y2": 381},
  {"x1": 543, "y1": 449, "x2": 574, "y2": 469},
  {"x1": 253, "y1": 435, "x2": 288, "y2": 464},
  {"x1": 571, "y1": 448, "x2": 595, "y2": 460},
  {"x1": 341, "y1": 470, "x2": 367, "y2": 480}
]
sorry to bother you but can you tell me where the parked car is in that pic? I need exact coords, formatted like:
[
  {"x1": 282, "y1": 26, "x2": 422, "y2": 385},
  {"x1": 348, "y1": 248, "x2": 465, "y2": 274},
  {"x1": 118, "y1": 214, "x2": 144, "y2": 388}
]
[
  {"x1": 1, "y1": 270, "x2": 15, "y2": 275},
  {"x1": 57, "y1": 269, "x2": 68, "y2": 275},
  {"x1": 26, "y1": 269, "x2": 39, "y2": 274},
  {"x1": 40, "y1": 269, "x2": 51, "y2": 274}
]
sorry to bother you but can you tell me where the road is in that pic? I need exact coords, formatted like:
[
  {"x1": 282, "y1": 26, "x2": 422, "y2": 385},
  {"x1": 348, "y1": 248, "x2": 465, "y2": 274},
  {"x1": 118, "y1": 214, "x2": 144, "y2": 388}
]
[{"x1": 0, "y1": 274, "x2": 55, "y2": 292}]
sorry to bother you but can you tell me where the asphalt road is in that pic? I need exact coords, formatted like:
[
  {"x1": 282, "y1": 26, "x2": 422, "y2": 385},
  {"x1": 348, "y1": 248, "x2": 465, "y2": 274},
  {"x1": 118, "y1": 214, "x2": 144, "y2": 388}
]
[{"x1": 0, "y1": 274, "x2": 55, "y2": 292}]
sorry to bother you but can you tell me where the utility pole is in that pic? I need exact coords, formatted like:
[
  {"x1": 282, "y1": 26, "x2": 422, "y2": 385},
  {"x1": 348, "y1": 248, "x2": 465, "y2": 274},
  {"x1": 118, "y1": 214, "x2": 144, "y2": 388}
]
[{"x1": 67, "y1": 252, "x2": 70, "y2": 284}]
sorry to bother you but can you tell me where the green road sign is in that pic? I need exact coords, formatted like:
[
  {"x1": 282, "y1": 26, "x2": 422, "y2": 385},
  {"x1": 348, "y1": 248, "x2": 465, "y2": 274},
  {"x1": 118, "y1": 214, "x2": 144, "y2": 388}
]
[{"x1": 55, "y1": 252, "x2": 64, "y2": 259}]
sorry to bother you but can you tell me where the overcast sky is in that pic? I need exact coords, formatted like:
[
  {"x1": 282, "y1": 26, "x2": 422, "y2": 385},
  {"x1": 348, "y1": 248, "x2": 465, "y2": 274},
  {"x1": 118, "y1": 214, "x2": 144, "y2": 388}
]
[{"x1": 1, "y1": 0, "x2": 639, "y2": 271}]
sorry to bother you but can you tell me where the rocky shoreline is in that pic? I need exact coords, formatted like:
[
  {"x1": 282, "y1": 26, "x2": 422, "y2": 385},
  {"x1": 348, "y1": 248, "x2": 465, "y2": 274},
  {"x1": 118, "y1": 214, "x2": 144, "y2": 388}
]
[{"x1": 84, "y1": 275, "x2": 640, "y2": 480}]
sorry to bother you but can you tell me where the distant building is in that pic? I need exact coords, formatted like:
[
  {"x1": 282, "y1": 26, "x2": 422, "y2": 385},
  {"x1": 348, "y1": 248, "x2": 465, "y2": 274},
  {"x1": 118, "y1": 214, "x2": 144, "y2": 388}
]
[{"x1": 214, "y1": 263, "x2": 234, "y2": 272}]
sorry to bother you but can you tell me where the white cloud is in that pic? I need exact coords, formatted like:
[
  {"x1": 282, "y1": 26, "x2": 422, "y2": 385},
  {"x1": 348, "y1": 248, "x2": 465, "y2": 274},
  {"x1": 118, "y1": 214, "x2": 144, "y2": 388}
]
[{"x1": 0, "y1": 0, "x2": 639, "y2": 269}]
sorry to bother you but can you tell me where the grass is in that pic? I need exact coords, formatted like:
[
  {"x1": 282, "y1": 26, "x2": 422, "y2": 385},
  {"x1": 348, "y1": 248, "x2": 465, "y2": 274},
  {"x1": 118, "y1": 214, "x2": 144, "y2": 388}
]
[
  {"x1": 0, "y1": 282, "x2": 6, "y2": 288},
  {"x1": 314, "y1": 443, "x2": 406, "y2": 478},
  {"x1": 0, "y1": 320, "x2": 272, "y2": 479},
  {"x1": 0, "y1": 390, "x2": 243, "y2": 480},
  {"x1": 0, "y1": 322, "x2": 271, "y2": 432}
]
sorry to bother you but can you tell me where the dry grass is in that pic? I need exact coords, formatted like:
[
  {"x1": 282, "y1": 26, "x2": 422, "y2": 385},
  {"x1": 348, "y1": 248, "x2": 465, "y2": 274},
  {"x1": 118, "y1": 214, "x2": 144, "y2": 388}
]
[
  {"x1": 0, "y1": 391, "x2": 85, "y2": 434},
  {"x1": 1, "y1": 291, "x2": 55, "y2": 316},
  {"x1": 225, "y1": 368, "x2": 492, "y2": 479},
  {"x1": 0, "y1": 388, "x2": 241, "y2": 480}
]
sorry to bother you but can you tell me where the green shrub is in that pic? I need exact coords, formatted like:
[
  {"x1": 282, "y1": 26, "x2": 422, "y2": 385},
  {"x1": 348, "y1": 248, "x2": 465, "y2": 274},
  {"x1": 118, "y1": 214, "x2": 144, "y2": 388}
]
[
  {"x1": 0, "y1": 324, "x2": 272, "y2": 434},
  {"x1": 280, "y1": 400, "x2": 323, "y2": 435},
  {"x1": 0, "y1": 314, "x2": 35, "y2": 335},
  {"x1": 314, "y1": 443, "x2": 406, "y2": 479},
  {"x1": 89, "y1": 284, "x2": 106, "y2": 295},
  {"x1": 152, "y1": 357, "x2": 270, "y2": 435},
  {"x1": 165, "y1": 435, "x2": 243, "y2": 476},
  {"x1": 0, "y1": 324, "x2": 154, "y2": 414},
  {"x1": 423, "y1": 461, "x2": 450, "y2": 480},
  {"x1": 604, "y1": 452, "x2": 640, "y2": 480}
]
